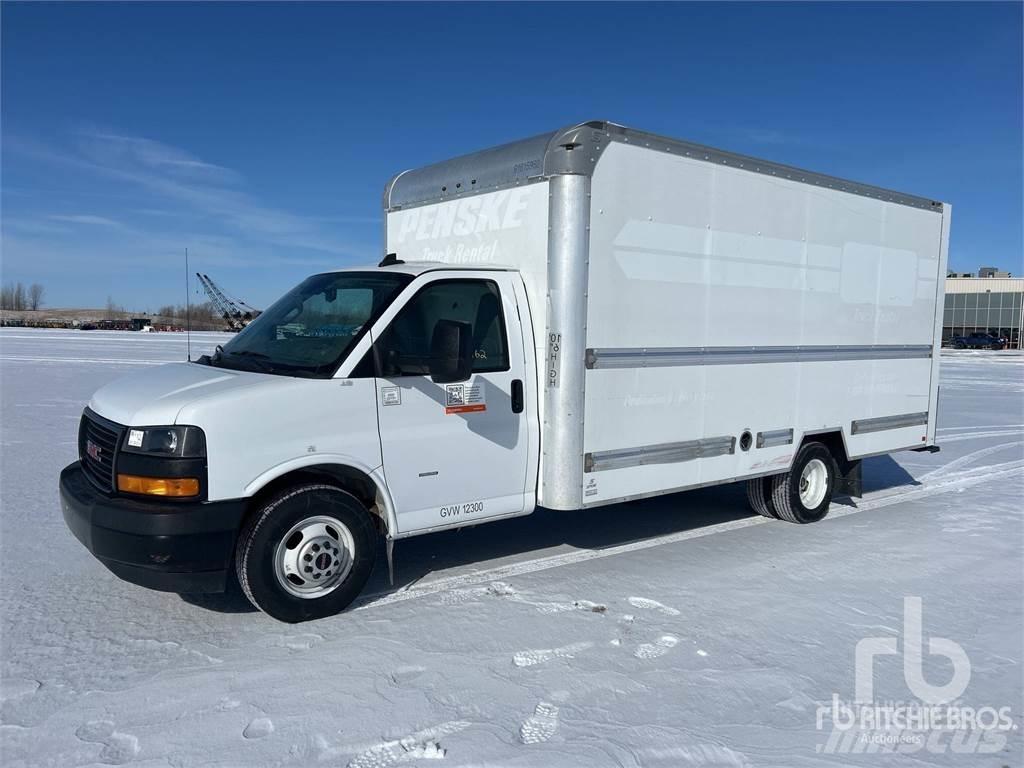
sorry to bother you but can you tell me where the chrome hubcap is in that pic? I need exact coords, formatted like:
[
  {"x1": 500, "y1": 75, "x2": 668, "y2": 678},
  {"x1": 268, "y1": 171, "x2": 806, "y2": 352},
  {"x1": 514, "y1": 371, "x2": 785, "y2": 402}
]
[
  {"x1": 274, "y1": 515, "x2": 355, "y2": 599},
  {"x1": 799, "y1": 458, "x2": 828, "y2": 509}
]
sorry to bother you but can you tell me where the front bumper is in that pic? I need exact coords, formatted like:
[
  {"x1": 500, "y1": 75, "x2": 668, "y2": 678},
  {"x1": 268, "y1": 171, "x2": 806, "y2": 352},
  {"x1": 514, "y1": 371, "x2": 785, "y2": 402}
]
[{"x1": 60, "y1": 462, "x2": 246, "y2": 593}]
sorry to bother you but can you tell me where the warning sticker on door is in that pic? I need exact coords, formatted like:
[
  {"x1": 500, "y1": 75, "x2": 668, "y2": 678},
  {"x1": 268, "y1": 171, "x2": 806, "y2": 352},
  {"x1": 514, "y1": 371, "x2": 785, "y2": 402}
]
[
  {"x1": 445, "y1": 383, "x2": 486, "y2": 414},
  {"x1": 381, "y1": 386, "x2": 401, "y2": 406}
]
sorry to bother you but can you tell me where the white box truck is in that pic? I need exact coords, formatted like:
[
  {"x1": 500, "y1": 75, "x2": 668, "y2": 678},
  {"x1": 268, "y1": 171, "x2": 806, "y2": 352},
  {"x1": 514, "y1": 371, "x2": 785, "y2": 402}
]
[{"x1": 61, "y1": 121, "x2": 949, "y2": 622}]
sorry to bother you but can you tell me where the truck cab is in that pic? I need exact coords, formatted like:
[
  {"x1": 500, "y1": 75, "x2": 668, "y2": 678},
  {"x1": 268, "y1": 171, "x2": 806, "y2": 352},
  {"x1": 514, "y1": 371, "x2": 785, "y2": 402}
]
[{"x1": 61, "y1": 262, "x2": 539, "y2": 622}]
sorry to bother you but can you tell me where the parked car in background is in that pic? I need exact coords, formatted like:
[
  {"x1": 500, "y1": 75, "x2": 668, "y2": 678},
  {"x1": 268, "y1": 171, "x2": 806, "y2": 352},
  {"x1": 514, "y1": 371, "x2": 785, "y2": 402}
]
[{"x1": 950, "y1": 332, "x2": 1007, "y2": 350}]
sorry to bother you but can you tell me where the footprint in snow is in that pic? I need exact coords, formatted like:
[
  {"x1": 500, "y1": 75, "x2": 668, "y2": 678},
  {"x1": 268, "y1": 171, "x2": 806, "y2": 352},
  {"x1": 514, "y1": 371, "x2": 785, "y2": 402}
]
[
  {"x1": 635, "y1": 634, "x2": 680, "y2": 660},
  {"x1": 438, "y1": 581, "x2": 517, "y2": 606},
  {"x1": 75, "y1": 720, "x2": 140, "y2": 765},
  {"x1": 520, "y1": 702, "x2": 560, "y2": 744},
  {"x1": 346, "y1": 720, "x2": 470, "y2": 768},
  {"x1": 0, "y1": 677, "x2": 40, "y2": 702},
  {"x1": 627, "y1": 596, "x2": 680, "y2": 616},
  {"x1": 243, "y1": 717, "x2": 275, "y2": 739},
  {"x1": 390, "y1": 665, "x2": 426, "y2": 684},
  {"x1": 531, "y1": 599, "x2": 607, "y2": 614},
  {"x1": 277, "y1": 633, "x2": 323, "y2": 650},
  {"x1": 513, "y1": 641, "x2": 592, "y2": 668}
]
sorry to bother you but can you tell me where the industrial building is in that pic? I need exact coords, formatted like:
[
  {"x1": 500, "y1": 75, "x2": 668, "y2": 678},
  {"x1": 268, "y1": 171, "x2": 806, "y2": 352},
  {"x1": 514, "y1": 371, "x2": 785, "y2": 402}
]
[{"x1": 944, "y1": 268, "x2": 1024, "y2": 349}]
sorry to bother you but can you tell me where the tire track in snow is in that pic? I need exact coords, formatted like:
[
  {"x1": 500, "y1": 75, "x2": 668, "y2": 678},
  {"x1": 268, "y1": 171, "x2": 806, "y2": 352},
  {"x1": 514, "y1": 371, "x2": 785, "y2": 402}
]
[
  {"x1": 937, "y1": 424, "x2": 1024, "y2": 432},
  {"x1": 919, "y1": 441, "x2": 1024, "y2": 480},
  {"x1": 0, "y1": 356, "x2": 165, "y2": 366},
  {"x1": 935, "y1": 430, "x2": 1024, "y2": 444},
  {"x1": 354, "y1": 460, "x2": 1023, "y2": 613}
]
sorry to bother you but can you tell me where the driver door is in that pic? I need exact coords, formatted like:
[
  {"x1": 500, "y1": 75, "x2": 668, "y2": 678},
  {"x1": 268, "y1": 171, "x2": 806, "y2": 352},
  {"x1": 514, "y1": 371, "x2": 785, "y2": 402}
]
[{"x1": 372, "y1": 273, "x2": 531, "y2": 533}]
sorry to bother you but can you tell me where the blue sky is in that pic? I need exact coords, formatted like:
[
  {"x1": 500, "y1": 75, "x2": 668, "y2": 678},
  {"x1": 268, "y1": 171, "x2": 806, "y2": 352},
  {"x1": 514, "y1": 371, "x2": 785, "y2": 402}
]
[{"x1": 2, "y1": 2, "x2": 1021, "y2": 311}]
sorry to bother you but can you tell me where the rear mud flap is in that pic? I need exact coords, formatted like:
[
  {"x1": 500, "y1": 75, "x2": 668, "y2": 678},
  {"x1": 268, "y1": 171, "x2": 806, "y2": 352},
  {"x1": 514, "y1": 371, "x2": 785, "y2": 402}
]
[{"x1": 837, "y1": 459, "x2": 863, "y2": 498}]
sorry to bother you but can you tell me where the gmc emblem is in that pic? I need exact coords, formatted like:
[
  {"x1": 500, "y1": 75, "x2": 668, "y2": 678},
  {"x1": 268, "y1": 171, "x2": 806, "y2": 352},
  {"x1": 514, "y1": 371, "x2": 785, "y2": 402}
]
[{"x1": 86, "y1": 440, "x2": 102, "y2": 462}]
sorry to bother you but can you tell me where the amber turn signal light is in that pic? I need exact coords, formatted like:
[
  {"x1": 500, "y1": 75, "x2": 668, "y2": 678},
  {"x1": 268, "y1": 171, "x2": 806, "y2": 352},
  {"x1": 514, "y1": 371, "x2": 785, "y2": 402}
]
[{"x1": 117, "y1": 474, "x2": 200, "y2": 497}]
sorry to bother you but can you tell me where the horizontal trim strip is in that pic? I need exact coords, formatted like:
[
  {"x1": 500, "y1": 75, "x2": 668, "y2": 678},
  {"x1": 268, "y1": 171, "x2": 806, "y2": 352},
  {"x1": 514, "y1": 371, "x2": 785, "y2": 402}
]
[
  {"x1": 585, "y1": 435, "x2": 736, "y2": 473},
  {"x1": 851, "y1": 412, "x2": 929, "y2": 435},
  {"x1": 586, "y1": 344, "x2": 933, "y2": 370},
  {"x1": 756, "y1": 428, "x2": 794, "y2": 449}
]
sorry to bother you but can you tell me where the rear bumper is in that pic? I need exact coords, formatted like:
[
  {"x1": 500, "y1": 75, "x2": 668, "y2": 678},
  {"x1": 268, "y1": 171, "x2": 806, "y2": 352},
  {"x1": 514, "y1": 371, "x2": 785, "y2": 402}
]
[{"x1": 60, "y1": 462, "x2": 246, "y2": 593}]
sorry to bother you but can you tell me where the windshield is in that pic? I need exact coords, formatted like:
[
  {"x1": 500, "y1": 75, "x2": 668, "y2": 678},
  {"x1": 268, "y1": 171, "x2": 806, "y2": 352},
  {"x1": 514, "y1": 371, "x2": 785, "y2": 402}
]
[{"x1": 206, "y1": 271, "x2": 412, "y2": 378}]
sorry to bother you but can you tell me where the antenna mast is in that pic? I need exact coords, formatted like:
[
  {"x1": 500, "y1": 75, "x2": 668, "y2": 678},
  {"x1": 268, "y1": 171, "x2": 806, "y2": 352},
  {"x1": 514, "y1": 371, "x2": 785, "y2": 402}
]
[{"x1": 185, "y1": 247, "x2": 192, "y2": 362}]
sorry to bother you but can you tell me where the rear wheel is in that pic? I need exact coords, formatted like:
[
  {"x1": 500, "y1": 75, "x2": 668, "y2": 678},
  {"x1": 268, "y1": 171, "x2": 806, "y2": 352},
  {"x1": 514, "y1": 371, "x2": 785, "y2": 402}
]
[
  {"x1": 769, "y1": 442, "x2": 837, "y2": 524},
  {"x1": 236, "y1": 484, "x2": 377, "y2": 622},
  {"x1": 745, "y1": 476, "x2": 778, "y2": 518}
]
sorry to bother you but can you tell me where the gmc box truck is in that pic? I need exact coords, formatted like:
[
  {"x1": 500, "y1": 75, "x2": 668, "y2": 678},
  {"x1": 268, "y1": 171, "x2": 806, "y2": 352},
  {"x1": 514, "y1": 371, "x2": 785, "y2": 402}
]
[{"x1": 60, "y1": 121, "x2": 949, "y2": 622}]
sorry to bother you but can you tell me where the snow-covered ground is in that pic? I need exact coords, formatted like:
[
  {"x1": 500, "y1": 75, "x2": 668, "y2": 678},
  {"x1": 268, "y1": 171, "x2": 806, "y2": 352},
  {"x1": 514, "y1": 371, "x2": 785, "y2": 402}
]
[{"x1": 1, "y1": 329, "x2": 1021, "y2": 767}]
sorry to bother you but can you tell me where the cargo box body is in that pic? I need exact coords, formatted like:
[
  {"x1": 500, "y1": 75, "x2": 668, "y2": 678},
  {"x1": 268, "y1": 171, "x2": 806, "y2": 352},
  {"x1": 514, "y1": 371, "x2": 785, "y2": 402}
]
[{"x1": 385, "y1": 121, "x2": 949, "y2": 511}]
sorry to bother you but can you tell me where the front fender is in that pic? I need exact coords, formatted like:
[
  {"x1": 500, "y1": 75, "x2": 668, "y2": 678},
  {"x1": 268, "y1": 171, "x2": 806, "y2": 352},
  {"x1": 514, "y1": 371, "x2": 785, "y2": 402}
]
[{"x1": 244, "y1": 454, "x2": 398, "y2": 539}]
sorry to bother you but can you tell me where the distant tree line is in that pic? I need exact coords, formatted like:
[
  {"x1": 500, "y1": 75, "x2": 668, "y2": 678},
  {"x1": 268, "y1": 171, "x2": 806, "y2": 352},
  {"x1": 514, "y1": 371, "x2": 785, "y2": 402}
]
[
  {"x1": 155, "y1": 302, "x2": 218, "y2": 324},
  {"x1": 0, "y1": 282, "x2": 45, "y2": 311},
  {"x1": 1, "y1": 284, "x2": 225, "y2": 328}
]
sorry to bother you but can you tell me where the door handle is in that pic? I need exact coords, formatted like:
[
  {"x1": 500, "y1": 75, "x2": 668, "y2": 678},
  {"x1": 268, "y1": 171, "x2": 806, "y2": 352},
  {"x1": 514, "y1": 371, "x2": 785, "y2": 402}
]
[{"x1": 511, "y1": 379, "x2": 524, "y2": 413}]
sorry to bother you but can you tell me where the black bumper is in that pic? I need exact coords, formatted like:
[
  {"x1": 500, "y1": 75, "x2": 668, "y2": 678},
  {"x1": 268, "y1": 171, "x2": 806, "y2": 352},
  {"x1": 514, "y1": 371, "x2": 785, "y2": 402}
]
[{"x1": 60, "y1": 462, "x2": 247, "y2": 593}]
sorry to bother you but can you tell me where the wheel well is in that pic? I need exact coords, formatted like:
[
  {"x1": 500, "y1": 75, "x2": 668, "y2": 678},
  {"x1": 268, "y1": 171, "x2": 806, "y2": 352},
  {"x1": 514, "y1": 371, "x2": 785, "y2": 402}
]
[
  {"x1": 244, "y1": 465, "x2": 387, "y2": 534},
  {"x1": 801, "y1": 430, "x2": 863, "y2": 496},
  {"x1": 802, "y1": 430, "x2": 849, "y2": 466}
]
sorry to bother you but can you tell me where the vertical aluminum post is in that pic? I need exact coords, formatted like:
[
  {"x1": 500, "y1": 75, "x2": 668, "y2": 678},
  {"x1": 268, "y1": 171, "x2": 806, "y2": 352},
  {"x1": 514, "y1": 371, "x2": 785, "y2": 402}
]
[{"x1": 541, "y1": 174, "x2": 591, "y2": 510}]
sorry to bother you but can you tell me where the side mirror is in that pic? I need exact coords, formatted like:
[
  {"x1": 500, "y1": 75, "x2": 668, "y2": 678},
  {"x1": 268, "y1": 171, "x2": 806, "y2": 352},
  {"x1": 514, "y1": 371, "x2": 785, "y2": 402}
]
[{"x1": 429, "y1": 319, "x2": 473, "y2": 384}]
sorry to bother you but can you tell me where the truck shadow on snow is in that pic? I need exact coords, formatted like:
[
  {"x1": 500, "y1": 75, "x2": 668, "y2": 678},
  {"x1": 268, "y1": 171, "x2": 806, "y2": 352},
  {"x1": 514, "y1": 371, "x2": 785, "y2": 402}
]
[
  {"x1": 179, "y1": 455, "x2": 916, "y2": 615},
  {"x1": 836, "y1": 454, "x2": 920, "y2": 505}
]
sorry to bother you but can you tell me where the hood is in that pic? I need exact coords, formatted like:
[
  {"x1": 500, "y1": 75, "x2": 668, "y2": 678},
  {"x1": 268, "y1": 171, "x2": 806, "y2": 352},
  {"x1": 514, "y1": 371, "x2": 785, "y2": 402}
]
[{"x1": 89, "y1": 362, "x2": 268, "y2": 426}]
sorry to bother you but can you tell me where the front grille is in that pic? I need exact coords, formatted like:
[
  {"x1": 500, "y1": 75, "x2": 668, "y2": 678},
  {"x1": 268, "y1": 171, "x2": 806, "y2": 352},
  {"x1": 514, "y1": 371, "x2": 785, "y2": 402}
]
[{"x1": 79, "y1": 409, "x2": 124, "y2": 492}]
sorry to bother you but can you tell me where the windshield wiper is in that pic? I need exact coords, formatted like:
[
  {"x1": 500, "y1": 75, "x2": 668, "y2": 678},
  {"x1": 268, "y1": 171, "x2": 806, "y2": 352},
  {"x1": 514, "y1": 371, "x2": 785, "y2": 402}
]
[{"x1": 221, "y1": 349, "x2": 276, "y2": 373}]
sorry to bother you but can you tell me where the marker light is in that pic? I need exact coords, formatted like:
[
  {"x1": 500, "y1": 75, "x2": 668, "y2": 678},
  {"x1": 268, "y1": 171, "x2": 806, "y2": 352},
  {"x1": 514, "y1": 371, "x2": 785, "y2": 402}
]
[{"x1": 117, "y1": 474, "x2": 200, "y2": 497}]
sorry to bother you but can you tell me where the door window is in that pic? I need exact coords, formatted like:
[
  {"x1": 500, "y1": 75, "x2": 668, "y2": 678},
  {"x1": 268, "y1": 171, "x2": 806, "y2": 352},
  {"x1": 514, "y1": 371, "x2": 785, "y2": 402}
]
[{"x1": 376, "y1": 279, "x2": 509, "y2": 377}]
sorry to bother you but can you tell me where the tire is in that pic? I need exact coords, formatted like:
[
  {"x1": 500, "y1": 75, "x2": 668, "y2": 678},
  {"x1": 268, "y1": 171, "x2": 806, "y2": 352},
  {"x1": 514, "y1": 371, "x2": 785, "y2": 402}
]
[
  {"x1": 236, "y1": 484, "x2": 377, "y2": 622},
  {"x1": 769, "y1": 442, "x2": 838, "y2": 524},
  {"x1": 746, "y1": 476, "x2": 778, "y2": 518}
]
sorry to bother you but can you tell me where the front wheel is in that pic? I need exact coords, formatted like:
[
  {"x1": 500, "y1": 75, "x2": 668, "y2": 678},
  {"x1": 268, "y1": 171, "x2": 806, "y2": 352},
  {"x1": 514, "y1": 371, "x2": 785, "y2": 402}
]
[
  {"x1": 236, "y1": 484, "x2": 377, "y2": 622},
  {"x1": 769, "y1": 442, "x2": 838, "y2": 524}
]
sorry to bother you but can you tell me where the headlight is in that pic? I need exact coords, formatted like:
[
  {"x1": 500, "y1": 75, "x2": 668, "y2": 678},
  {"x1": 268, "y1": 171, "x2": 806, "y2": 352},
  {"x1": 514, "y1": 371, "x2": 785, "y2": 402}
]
[{"x1": 122, "y1": 426, "x2": 206, "y2": 457}]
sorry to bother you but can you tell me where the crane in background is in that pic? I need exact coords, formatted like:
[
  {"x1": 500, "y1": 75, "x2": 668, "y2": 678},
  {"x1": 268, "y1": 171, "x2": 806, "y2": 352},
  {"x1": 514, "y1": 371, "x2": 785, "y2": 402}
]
[{"x1": 195, "y1": 273, "x2": 261, "y2": 331}]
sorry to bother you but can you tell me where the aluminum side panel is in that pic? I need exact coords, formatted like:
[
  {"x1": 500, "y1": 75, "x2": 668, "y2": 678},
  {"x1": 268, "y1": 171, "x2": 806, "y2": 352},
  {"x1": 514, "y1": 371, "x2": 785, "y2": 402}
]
[{"x1": 581, "y1": 142, "x2": 945, "y2": 506}]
